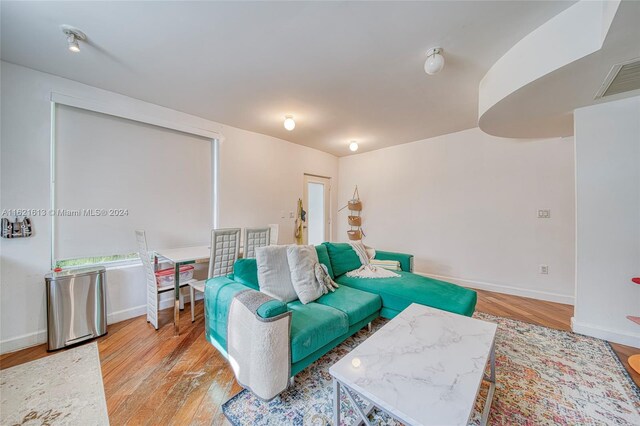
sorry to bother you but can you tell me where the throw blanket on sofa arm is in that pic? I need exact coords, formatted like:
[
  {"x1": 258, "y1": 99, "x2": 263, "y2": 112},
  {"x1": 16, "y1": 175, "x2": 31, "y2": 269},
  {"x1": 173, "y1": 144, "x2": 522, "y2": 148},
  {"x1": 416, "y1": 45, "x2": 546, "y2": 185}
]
[
  {"x1": 227, "y1": 289, "x2": 292, "y2": 401},
  {"x1": 346, "y1": 241, "x2": 400, "y2": 278}
]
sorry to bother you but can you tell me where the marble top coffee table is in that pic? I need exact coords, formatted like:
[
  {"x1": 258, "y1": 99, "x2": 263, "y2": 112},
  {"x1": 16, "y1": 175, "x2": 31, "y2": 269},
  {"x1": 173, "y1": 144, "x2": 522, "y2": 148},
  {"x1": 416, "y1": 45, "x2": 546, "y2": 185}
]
[{"x1": 329, "y1": 303, "x2": 497, "y2": 426}]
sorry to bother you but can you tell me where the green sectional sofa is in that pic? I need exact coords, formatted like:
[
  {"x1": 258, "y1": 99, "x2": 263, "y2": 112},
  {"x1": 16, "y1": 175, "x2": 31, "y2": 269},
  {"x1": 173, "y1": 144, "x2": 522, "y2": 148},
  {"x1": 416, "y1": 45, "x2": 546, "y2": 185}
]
[{"x1": 204, "y1": 243, "x2": 477, "y2": 380}]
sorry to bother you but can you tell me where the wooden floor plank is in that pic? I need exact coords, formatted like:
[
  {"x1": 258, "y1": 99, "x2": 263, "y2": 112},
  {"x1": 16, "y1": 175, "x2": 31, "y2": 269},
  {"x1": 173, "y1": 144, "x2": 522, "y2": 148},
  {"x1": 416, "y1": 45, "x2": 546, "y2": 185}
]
[{"x1": 1, "y1": 291, "x2": 638, "y2": 425}]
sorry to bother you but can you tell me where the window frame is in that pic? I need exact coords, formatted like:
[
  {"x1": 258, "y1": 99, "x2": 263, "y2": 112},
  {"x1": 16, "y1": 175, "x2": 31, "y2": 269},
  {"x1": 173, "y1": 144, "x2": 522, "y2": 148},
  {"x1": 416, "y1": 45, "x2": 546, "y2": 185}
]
[{"x1": 49, "y1": 92, "x2": 221, "y2": 270}]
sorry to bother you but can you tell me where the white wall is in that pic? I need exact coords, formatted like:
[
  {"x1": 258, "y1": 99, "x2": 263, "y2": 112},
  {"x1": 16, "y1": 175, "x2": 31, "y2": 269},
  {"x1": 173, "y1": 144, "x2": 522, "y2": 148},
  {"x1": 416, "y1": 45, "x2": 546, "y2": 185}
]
[
  {"x1": 338, "y1": 128, "x2": 576, "y2": 304},
  {"x1": 0, "y1": 61, "x2": 338, "y2": 353},
  {"x1": 216, "y1": 126, "x2": 338, "y2": 244},
  {"x1": 572, "y1": 96, "x2": 640, "y2": 347}
]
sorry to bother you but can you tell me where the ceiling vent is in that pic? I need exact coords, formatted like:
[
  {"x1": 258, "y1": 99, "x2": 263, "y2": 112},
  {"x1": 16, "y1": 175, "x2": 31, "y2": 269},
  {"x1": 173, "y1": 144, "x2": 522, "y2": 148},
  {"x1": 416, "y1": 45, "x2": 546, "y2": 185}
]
[{"x1": 595, "y1": 57, "x2": 640, "y2": 99}]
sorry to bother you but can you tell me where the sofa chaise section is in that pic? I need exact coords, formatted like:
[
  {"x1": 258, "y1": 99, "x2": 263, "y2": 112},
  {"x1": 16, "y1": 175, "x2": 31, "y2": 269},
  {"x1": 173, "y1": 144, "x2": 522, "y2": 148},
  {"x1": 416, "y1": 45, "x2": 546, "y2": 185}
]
[
  {"x1": 321, "y1": 242, "x2": 477, "y2": 318},
  {"x1": 335, "y1": 271, "x2": 477, "y2": 318}
]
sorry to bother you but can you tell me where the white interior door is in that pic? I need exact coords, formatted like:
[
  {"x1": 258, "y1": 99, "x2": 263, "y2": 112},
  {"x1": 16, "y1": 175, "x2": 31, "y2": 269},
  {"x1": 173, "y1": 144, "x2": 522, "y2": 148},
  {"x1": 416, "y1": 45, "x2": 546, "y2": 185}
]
[{"x1": 303, "y1": 175, "x2": 331, "y2": 245}]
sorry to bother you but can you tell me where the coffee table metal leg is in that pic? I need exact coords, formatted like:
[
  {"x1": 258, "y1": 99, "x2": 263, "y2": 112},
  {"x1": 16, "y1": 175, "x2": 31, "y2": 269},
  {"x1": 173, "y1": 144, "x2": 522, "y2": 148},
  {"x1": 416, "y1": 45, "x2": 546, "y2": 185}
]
[
  {"x1": 355, "y1": 400, "x2": 375, "y2": 426},
  {"x1": 481, "y1": 342, "x2": 496, "y2": 426},
  {"x1": 343, "y1": 385, "x2": 372, "y2": 426},
  {"x1": 333, "y1": 379, "x2": 340, "y2": 426}
]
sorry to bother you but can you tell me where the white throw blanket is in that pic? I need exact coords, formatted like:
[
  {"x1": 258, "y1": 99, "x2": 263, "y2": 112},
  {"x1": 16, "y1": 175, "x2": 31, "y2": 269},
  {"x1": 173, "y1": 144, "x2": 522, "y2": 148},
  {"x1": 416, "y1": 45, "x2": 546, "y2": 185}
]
[{"x1": 346, "y1": 241, "x2": 400, "y2": 278}]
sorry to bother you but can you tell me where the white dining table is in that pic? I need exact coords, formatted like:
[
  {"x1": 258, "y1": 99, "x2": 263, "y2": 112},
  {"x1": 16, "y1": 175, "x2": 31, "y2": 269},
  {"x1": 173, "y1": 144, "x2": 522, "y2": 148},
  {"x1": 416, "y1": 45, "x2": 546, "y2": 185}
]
[{"x1": 154, "y1": 246, "x2": 211, "y2": 336}]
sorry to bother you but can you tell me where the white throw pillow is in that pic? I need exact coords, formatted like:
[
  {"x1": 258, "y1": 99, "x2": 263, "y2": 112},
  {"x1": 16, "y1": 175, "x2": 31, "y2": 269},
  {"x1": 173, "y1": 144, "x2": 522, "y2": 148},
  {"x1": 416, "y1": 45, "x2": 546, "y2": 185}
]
[
  {"x1": 256, "y1": 245, "x2": 298, "y2": 302},
  {"x1": 287, "y1": 245, "x2": 326, "y2": 304}
]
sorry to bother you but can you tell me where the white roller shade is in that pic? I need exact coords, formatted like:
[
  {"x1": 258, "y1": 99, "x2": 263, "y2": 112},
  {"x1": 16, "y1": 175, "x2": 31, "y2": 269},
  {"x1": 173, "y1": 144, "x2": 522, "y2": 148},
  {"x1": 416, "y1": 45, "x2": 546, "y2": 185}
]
[{"x1": 54, "y1": 105, "x2": 213, "y2": 260}]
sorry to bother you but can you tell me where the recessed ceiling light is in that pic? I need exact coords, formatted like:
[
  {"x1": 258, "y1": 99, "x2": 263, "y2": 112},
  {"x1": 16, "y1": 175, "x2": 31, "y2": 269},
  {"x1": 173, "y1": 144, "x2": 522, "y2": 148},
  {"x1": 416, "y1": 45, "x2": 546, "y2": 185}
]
[
  {"x1": 349, "y1": 141, "x2": 359, "y2": 152},
  {"x1": 61, "y1": 25, "x2": 86, "y2": 53},
  {"x1": 284, "y1": 115, "x2": 295, "y2": 131},
  {"x1": 424, "y1": 47, "x2": 444, "y2": 75}
]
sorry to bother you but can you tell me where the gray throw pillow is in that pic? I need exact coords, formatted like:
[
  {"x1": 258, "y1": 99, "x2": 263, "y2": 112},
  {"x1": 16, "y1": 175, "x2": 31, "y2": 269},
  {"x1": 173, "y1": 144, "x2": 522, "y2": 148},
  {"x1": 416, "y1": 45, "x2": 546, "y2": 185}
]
[
  {"x1": 256, "y1": 245, "x2": 298, "y2": 302},
  {"x1": 287, "y1": 245, "x2": 326, "y2": 304}
]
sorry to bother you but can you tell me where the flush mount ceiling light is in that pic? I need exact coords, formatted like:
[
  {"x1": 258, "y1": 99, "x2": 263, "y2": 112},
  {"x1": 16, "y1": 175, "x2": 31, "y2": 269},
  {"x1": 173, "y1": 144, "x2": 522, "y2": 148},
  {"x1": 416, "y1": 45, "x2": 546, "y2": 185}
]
[
  {"x1": 283, "y1": 115, "x2": 296, "y2": 131},
  {"x1": 349, "y1": 141, "x2": 359, "y2": 152},
  {"x1": 61, "y1": 25, "x2": 86, "y2": 53},
  {"x1": 424, "y1": 47, "x2": 444, "y2": 75}
]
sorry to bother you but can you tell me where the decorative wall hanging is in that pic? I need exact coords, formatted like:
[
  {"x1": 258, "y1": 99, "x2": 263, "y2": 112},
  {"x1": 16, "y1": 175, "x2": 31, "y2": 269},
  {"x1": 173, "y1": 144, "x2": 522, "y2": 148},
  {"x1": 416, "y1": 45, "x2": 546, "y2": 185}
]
[
  {"x1": 294, "y1": 198, "x2": 306, "y2": 245},
  {"x1": 344, "y1": 186, "x2": 364, "y2": 241}
]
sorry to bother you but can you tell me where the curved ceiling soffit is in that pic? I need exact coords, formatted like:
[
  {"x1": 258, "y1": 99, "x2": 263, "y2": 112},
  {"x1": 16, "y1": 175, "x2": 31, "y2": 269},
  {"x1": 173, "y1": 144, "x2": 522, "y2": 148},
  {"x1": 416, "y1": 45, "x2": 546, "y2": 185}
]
[{"x1": 477, "y1": 0, "x2": 628, "y2": 138}]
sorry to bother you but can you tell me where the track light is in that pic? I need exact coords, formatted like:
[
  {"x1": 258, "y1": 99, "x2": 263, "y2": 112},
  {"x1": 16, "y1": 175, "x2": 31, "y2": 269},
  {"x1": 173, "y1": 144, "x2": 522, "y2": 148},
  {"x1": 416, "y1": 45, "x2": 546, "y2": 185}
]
[
  {"x1": 67, "y1": 34, "x2": 80, "y2": 52},
  {"x1": 61, "y1": 25, "x2": 86, "y2": 53},
  {"x1": 424, "y1": 47, "x2": 444, "y2": 75},
  {"x1": 284, "y1": 115, "x2": 296, "y2": 131}
]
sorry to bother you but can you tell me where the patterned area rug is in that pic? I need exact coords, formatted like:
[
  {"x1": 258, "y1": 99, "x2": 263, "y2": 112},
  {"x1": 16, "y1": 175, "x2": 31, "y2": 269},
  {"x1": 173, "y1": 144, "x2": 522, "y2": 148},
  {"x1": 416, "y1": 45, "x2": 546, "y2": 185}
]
[
  {"x1": 0, "y1": 342, "x2": 109, "y2": 425},
  {"x1": 223, "y1": 313, "x2": 640, "y2": 425}
]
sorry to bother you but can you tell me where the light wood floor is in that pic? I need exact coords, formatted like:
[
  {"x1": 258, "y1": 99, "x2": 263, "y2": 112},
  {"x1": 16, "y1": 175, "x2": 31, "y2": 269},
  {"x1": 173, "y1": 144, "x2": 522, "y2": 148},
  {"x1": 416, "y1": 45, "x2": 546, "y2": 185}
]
[{"x1": 1, "y1": 290, "x2": 638, "y2": 425}]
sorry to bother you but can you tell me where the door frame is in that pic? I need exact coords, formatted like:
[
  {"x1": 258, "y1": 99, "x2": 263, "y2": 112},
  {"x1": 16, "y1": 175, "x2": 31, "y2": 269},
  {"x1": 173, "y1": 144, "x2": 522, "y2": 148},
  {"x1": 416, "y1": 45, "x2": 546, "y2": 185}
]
[{"x1": 302, "y1": 173, "x2": 332, "y2": 244}]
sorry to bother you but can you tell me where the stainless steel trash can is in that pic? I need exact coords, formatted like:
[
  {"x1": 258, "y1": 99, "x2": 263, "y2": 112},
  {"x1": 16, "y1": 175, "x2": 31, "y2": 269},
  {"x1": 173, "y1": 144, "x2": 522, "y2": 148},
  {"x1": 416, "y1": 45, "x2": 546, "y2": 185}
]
[{"x1": 45, "y1": 266, "x2": 107, "y2": 351}]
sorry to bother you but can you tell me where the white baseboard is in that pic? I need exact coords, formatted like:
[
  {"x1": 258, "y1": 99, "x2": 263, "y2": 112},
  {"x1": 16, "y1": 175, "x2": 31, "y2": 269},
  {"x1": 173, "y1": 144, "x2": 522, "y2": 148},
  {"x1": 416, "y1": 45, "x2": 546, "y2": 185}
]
[
  {"x1": 571, "y1": 318, "x2": 640, "y2": 348},
  {"x1": 0, "y1": 292, "x2": 204, "y2": 355},
  {"x1": 415, "y1": 272, "x2": 575, "y2": 305},
  {"x1": 106, "y1": 305, "x2": 148, "y2": 324},
  {"x1": 0, "y1": 330, "x2": 48, "y2": 355}
]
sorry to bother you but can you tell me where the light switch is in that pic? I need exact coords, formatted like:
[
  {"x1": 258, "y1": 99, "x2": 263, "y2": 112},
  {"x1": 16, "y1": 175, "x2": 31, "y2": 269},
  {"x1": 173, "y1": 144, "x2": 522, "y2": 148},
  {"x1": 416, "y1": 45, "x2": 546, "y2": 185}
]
[
  {"x1": 280, "y1": 210, "x2": 285, "y2": 218},
  {"x1": 289, "y1": 211, "x2": 295, "y2": 219},
  {"x1": 537, "y1": 209, "x2": 551, "y2": 218}
]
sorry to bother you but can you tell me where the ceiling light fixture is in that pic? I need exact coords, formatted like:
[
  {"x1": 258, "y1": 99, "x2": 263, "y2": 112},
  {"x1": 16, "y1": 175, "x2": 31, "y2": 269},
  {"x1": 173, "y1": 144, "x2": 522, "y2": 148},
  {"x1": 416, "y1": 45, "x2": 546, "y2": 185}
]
[
  {"x1": 67, "y1": 36, "x2": 80, "y2": 53},
  {"x1": 283, "y1": 115, "x2": 296, "y2": 131},
  {"x1": 424, "y1": 47, "x2": 444, "y2": 75},
  {"x1": 61, "y1": 25, "x2": 86, "y2": 53},
  {"x1": 349, "y1": 141, "x2": 359, "y2": 152}
]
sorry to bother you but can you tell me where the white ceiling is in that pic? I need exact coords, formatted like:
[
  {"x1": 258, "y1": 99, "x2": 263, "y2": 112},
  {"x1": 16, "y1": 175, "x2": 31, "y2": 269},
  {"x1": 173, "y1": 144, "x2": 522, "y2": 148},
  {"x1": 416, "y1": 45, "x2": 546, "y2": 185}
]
[
  {"x1": 478, "y1": 0, "x2": 640, "y2": 139},
  {"x1": 0, "y1": 1, "x2": 574, "y2": 156}
]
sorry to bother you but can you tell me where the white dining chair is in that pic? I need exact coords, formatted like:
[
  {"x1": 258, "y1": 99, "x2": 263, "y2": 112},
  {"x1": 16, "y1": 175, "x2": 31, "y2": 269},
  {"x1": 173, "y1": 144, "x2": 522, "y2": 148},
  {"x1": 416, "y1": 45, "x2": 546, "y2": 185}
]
[
  {"x1": 189, "y1": 228, "x2": 241, "y2": 322},
  {"x1": 243, "y1": 227, "x2": 271, "y2": 259},
  {"x1": 135, "y1": 230, "x2": 190, "y2": 330},
  {"x1": 268, "y1": 224, "x2": 279, "y2": 245}
]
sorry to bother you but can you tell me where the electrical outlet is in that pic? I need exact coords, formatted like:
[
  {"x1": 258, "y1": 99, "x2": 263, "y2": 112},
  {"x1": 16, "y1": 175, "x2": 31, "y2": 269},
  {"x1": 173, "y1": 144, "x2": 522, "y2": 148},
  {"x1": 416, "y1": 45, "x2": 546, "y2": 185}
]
[
  {"x1": 539, "y1": 265, "x2": 549, "y2": 274},
  {"x1": 289, "y1": 211, "x2": 295, "y2": 219},
  {"x1": 537, "y1": 209, "x2": 551, "y2": 218}
]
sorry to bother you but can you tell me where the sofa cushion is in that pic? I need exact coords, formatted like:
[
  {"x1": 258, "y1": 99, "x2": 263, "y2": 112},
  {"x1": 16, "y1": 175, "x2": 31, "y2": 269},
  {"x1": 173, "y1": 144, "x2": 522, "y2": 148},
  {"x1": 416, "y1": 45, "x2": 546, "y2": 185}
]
[
  {"x1": 288, "y1": 301, "x2": 349, "y2": 363},
  {"x1": 232, "y1": 258, "x2": 259, "y2": 290},
  {"x1": 335, "y1": 271, "x2": 477, "y2": 317},
  {"x1": 323, "y1": 242, "x2": 362, "y2": 277},
  {"x1": 316, "y1": 285, "x2": 381, "y2": 326},
  {"x1": 314, "y1": 244, "x2": 335, "y2": 279},
  {"x1": 287, "y1": 245, "x2": 325, "y2": 304},
  {"x1": 256, "y1": 245, "x2": 298, "y2": 302}
]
